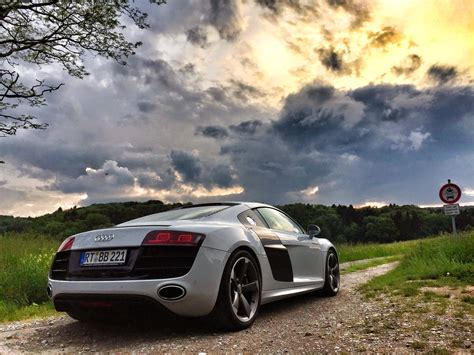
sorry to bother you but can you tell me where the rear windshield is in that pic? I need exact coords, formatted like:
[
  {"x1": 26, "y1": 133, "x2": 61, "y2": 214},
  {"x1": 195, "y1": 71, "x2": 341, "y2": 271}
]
[{"x1": 120, "y1": 205, "x2": 230, "y2": 225}]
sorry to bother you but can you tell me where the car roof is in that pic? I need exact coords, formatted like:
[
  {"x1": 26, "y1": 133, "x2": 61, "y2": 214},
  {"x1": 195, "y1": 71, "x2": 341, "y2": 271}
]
[{"x1": 186, "y1": 201, "x2": 274, "y2": 210}]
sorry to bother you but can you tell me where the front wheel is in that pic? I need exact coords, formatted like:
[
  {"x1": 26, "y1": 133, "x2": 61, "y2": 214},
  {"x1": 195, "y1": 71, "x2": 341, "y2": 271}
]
[
  {"x1": 211, "y1": 250, "x2": 261, "y2": 331},
  {"x1": 321, "y1": 249, "x2": 340, "y2": 296}
]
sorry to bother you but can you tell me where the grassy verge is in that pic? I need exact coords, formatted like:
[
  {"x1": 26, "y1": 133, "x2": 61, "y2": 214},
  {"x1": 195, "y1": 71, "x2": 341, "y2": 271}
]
[
  {"x1": 362, "y1": 232, "x2": 474, "y2": 298},
  {"x1": 336, "y1": 238, "x2": 432, "y2": 263},
  {"x1": 0, "y1": 233, "x2": 59, "y2": 322},
  {"x1": 358, "y1": 232, "x2": 473, "y2": 351}
]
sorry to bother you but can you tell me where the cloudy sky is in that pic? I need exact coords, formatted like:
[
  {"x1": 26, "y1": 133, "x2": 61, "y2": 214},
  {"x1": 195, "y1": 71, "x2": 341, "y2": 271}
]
[{"x1": 1, "y1": 0, "x2": 473, "y2": 216}]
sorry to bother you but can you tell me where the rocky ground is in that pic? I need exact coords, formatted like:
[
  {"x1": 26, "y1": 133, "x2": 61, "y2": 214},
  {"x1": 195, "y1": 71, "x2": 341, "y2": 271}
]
[{"x1": 0, "y1": 262, "x2": 472, "y2": 354}]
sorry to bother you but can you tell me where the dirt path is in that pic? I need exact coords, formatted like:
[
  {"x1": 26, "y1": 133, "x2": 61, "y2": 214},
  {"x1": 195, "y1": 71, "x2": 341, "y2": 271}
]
[{"x1": 0, "y1": 262, "x2": 412, "y2": 353}]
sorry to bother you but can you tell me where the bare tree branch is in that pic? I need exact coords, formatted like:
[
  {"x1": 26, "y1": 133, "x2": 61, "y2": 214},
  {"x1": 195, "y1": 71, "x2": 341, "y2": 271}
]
[{"x1": 0, "y1": 0, "x2": 166, "y2": 137}]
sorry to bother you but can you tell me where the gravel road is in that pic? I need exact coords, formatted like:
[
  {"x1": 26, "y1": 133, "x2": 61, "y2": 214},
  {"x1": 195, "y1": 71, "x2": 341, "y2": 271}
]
[{"x1": 0, "y1": 261, "x2": 470, "y2": 353}]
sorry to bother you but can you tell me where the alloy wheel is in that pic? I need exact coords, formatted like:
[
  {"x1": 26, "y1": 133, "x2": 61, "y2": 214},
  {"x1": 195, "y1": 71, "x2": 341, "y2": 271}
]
[
  {"x1": 229, "y1": 256, "x2": 260, "y2": 322},
  {"x1": 327, "y1": 252, "x2": 340, "y2": 293}
]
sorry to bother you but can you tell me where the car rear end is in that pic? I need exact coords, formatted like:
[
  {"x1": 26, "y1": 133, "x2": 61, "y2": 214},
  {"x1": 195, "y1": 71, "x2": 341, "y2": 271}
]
[{"x1": 48, "y1": 225, "x2": 228, "y2": 318}]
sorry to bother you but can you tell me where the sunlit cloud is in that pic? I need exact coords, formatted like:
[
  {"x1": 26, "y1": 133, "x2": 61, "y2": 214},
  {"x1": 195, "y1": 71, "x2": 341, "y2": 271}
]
[{"x1": 356, "y1": 201, "x2": 388, "y2": 208}]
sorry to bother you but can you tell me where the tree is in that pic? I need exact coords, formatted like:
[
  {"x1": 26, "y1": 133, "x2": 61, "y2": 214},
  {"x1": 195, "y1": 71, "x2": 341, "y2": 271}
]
[
  {"x1": 84, "y1": 213, "x2": 111, "y2": 229},
  {"x1": 364, "y1": 215, "x2": 399, "y2": 242},
  {"x1": 0, "y1": 0, "x2": 165, "y2": 137}
]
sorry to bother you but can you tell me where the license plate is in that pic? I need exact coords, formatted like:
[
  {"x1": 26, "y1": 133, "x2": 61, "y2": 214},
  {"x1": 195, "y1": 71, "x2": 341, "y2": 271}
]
[{"x1": 80, "y1": 249, "x2": 127, "y2": 266}]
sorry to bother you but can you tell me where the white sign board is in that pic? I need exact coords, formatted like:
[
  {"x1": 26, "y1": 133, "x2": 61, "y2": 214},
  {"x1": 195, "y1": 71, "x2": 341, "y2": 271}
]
[{"x1": 444, "y1": 203, "x2": 460, "y2": 216}]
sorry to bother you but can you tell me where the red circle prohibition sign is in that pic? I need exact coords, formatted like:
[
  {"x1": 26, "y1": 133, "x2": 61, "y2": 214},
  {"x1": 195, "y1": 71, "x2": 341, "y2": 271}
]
[{"x1": 439, "y1": 183, "x2": 461, "y2": 204}]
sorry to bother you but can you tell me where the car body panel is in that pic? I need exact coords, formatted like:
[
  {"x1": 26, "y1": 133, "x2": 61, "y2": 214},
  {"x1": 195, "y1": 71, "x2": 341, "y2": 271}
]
[
  {"x1": 48, "y1": 202, "x2": 337, "y2": 317},
  {"x1": 50, "y1": 246, "x2": 226, "y2": 317}
]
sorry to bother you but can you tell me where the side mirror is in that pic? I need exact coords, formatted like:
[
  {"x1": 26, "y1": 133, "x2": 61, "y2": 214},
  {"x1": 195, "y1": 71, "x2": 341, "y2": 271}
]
[{"x1": 308, "y1": 224, "x2": 321, "y2": 237}]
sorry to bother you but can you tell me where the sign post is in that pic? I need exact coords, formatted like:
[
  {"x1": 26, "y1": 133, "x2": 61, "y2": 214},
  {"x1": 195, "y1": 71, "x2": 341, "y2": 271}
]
[{"x1": 439, "y1": 179, "x2": 462, "y2": 235}]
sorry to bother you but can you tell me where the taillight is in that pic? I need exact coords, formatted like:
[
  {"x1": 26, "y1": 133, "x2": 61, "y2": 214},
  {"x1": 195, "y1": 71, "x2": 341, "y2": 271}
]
[
  {"x1": 142, "y1": 231, "x2": 205, "y2": 246},
  {"x1": 57, "y1": 236, "x2": 75, "y2": 252}
]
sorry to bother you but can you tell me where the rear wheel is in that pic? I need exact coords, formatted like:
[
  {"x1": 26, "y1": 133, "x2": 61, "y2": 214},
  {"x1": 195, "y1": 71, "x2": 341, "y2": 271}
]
[
  {"x1": 322, "y1": 249, "x2": 340, "y2": 296},
  {"x1": 211, "y1": 250, "x2": 261, "y2": 330}
]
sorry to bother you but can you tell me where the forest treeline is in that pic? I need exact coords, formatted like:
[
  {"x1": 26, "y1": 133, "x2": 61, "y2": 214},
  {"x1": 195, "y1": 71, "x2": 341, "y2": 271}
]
[{"x1": 1, "y1": 200, "x2": 473, "y2": 244}]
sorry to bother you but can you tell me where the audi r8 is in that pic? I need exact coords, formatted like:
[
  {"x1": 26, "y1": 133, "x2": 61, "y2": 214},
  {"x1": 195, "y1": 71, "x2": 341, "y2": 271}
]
[{"x1": 48, "y1": 202, "x2": 340, "y2": 330}]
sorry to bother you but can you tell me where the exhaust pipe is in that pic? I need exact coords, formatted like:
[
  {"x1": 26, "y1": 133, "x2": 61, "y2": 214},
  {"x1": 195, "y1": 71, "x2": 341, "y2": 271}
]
[
  {"x1": 46, "y1": 284, "x2": 53, "y2": 299},
  {"x1": 158, "y1": 285, "x2": 186, "y2": 301}
]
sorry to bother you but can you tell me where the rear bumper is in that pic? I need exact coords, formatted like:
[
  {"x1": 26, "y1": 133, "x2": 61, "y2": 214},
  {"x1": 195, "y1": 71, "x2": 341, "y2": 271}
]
[
  {"x1": 48, "y1": 246, "x2": 228, "y2": 317},
  {"x1": 53, "y1": 293, "x2": 175, "y2": 316}
]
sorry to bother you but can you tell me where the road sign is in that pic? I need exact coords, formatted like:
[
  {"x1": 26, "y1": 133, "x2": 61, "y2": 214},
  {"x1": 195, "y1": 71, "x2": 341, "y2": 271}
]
[
  {"x1": 439, "y1": 180, "x2": 462, "y2": 235},
  {"x1": 439, "y1": 182, "x2": 461, "y2": 204},
  {"x1": 444, "y1": 204, "x2": 460, "y2": 216}
]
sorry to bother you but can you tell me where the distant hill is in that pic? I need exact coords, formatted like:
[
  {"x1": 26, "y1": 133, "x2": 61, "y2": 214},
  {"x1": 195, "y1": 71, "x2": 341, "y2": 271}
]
[
  {"x1": 0, "y1": 200, "x2": 185, "y2": 240},
  {"x1": 1, "y1": 200, "x2": 473, "y2": 244}
]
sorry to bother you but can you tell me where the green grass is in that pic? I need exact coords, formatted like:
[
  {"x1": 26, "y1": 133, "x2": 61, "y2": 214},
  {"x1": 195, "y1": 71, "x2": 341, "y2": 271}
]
[
  {"x1": 0, "y1": 302, "x2": 56, "y2": 323},
  {"x1": 0, "y1": 233, "x2": 59, "y2": 322},
  {"x1": 337, "y1": 238, "x2": 433, "y2": 263},
  {"x1": 341, "y1": 255, "x2": 402, "y2": 274},
  {"x1": 362, "y1": 232, "x2": 474, "y2": 297}
]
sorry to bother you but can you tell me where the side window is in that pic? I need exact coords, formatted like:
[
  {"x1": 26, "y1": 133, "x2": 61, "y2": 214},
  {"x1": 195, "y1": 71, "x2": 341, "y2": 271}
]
[
  {"x1": 256, "y1": 208, "x2": 303, "y2": 234},
  {"x1": 237, "y1": 209, "x2": 267, "y2": 228}
]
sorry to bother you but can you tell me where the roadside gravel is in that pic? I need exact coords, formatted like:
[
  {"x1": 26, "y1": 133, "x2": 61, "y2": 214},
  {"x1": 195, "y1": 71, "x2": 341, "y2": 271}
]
[{"x1": 0, "y1": 262, "x2": 471, "y2": 353}]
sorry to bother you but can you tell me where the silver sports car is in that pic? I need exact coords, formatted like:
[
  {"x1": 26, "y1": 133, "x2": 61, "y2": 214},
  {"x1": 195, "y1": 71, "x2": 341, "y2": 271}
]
[{"x1": 48, "y1": 202, "x2": 340, "y2": 330}]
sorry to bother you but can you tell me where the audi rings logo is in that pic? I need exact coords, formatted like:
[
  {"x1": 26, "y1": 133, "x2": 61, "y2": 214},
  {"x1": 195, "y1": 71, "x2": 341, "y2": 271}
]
[{"x1": 94, "y1": 234, "x2": 115, "y2": 242}]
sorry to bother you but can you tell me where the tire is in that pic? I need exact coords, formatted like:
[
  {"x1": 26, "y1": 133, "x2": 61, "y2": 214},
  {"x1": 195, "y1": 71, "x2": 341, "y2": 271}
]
[
  {"x1": 321, "y1": 249, "x2": 340, "y2": 296},
  {"x1": 211, "y1": 249, "x2": 262, "y2": 331}
]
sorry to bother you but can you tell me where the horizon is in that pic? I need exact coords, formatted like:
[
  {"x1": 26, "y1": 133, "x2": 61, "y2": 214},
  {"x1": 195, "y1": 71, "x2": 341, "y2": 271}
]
[
  {"x1": 1, "y1": 0, "x2": 473, "y2": 217},
  {"x1": 3, "y1": 199, "x2": 474, "y2": 219}
]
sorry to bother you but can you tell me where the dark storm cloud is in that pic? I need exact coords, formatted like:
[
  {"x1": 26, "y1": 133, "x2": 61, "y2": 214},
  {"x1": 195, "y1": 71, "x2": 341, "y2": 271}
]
[
  {"x1": 110, "y1": 54, "x2": 264, "y2": 127},
  {"x1": 169, "y1": 150, "x2": 236, "y2": 188},
  {"x1": 229, "y1": 119, "x2": 262, "y2": 135},
  {"x1": 271, "y1": 82, "x2": 414, "y2": 152},
  {"x1": 392, "y1": 54, "x2": 422, "y2": 75},
  {"x1": 186, "y1": 26, "x2": 209, "y2": 48},
  {"x1": 220, "y1": 135, "x2": 333, "y2": 203},
  {"x1": 0, "y1": 138, "x2": 115, "y2": 178},
  {"x1": 209, "y1": 0, "x2": 243, "y2": 41},
  {"x1": 294, "y1": 82, "x2": 473, "y2": 150},
  {"x1": 317, "y1": 48, "x2": 348, "y2": 73},
  {"x1": 209, "y1": 164, "x2": 235, "y2": 187},
  {"x1": 137, "y1": 101, "x2": 157, "y2": 113},
  {"x1": 306, "y1": 85, "x2": 335, "y2": 101},
  {"x1": 113, "y1": 57, "x2": 184, "y2": 93},
  {"x1": 0, "y1": 51, "x2": 268, "y2": 207},
  {"x1": 170, "y1": 150, "x2": 202, "y2": 183},
  {"x1": 137, "y1": 168, "x2": 176, "y2": 190},
  {"x1": 427, "y1": 64, "x2": 458, "y2": 85},
  {"x1": 50, "y1": 160, "x2": 135, "y2": 194},
  {"x1": 369, "y1": 26, "x2": 403, "y2": 48},
  {"x1": 218, "y1": 82, "x2": 474, "y2": 204},
  {"x1": 49, "y1": 149, "x2": 238, "y2": 202},
  {"x1": 195, "y1": 125, "x2": 229, "y2": 139}
]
